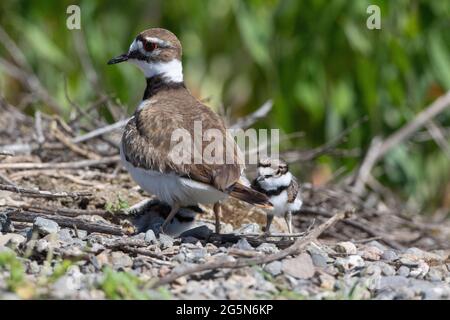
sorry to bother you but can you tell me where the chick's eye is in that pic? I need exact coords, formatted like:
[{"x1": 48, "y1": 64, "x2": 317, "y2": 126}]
[{"x1": 143, "y1": 41, "x2": 157, "y2": 52}]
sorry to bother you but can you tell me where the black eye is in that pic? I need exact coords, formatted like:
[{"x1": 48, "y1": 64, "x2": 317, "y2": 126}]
[
  {"x1": 275, "y1": 169, "x2": 281, "y2": 175},
  {"x1": 143, "y1": 40, "x2": 157, "y2": 52}
]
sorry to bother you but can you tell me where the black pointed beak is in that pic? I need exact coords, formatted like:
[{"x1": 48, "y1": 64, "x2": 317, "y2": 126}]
[{"x1": 107, "y1": 53, "x2": 129, "y2": 65}]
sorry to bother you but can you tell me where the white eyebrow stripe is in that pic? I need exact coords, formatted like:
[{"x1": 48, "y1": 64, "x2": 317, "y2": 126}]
[{"x1": 144, "y1": 37, "x2": 173, "y2": 48}]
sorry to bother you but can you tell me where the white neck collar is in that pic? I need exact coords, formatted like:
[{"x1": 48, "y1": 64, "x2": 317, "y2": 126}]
[{"x1": 131, "y1": 59, "x2": 183, "y2": 83}]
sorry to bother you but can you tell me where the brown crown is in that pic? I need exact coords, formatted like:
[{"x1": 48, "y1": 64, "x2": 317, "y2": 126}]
[{"x1": 138, "y1": 28, "x2": 182, "y2": 61}]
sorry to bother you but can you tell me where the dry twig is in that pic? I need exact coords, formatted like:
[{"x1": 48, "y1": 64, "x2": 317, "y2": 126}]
[
  {"x1": 230, "y1": 100, "x2": 273, "y2": 130},
  {"x1": 7, "y1": 209, "x2": 124, "y2": 236},
  {"x1": 0, "y1": 183, "x2": 91, "y2": 199},
  {"x1": 0, "y1": 156, "x2": 120, "y2": 170}
]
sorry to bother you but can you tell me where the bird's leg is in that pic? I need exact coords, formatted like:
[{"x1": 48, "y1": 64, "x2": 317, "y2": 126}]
[
  {"x1": 285, "y1": 211, "x2": 293, "y2": 235},
  {"x1": 263, "y1": 214, "x2": 274, "y2": 236},
  {"x1": 160, "y1": 203, "x2": 180, "y2": 234},
  {"x1": 213, "y1": 202, "x2": 222, "y2": 234}
]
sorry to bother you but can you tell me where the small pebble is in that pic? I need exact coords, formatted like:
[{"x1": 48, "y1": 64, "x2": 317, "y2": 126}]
[
  {"x1": 144, "y1": 229, "x2": 157, "y2": 244},
  {"x1": 264, "y1": 261, "x2": 282, "y2": 276},
  {"x1": 235, "y1": 223, "x2": 260, "y2": 234},
  {"x1": 159, "y1": 233, "x2": 174, "y2": 249},
  {"x1": 335, "y1": 255, "x2": 365, "y2": 272},
  {"x1": 0, "y1": 213, "x2": 13, "y2": 233},
  {"x1": 33, "y1": 217, "x2": 59, "y2": 236},
  {"x1": 381, "y1": 249, "x2": 398, "y2": 262},
  {"x1": 335, "y1": 241, "x2": 357, "y2": 255},
  {"x1": 311, "y1": 253, "x2": 328, "y2": 268},
  {"x1": 360, "y1": 246, "x2": 383, "y2": 261},
  {"x1": 256, "y1": 243, "x2": 278, "y2": 254},
  {"x1": 397, "y1": 265, "x2": 410, "y2": 277},
  {"x1": 233, "y1": 238, "x2": 253, "y2": 251}
]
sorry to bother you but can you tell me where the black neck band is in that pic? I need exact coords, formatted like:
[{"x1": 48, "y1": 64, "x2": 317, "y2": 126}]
[{"x1": 143, "y1": 75, "x2": 185, "y2": 100}]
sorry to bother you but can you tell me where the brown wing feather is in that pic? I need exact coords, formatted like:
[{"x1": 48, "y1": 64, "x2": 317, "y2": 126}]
[
  {"x1": 229, "y1": 182, "x2": 273, "y2": 209},
  {"x1": 287, "y1": 176, "x2": 299, "y2": 202},
  {"x1": 122, "y1": 88, "x2": 244, "y2": 191}
]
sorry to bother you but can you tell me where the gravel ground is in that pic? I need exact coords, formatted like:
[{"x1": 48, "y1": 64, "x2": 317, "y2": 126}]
[{"x1": 1, "y1": 214, "x2": 449, "y2": 300}]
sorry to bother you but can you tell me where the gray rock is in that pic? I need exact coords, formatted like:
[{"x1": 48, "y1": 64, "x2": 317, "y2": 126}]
[
  {"x1": 27, "y1": 261, "x2": 40, "y2": 274},
  {"x1": 144, "y1": 229, "x2": 157, "y2": 244},
  {"x1": 256, "y1": 243, "x2": 278, "y2": 254},
  {"x1": 399, "y1": 256, "x2": 419, "y2": 267},
  {"x1": 381, "y1": 250, "x2": 398, "y2": 262},
  {"x1": 426, "y1": 267, "x2": 445, "y2": 282},
  {"x1": 181, "y1": 236, "x2": 200, "y2": 244},
  {"x1": 0, "y1": 213, "x2": 13, "y2": 233},
  {"x1": 335, "y1": 241, "x2": 357, "y2": 255},
  {"x1": 89, "y1": 243, "x2": 105, "y2": 253},
  {"x1": 36, "y1": 239, "x2": 49, "y2": 253},
  {"x1": 422, "y1": 287, "x2": 445, "y2": 300},
  {"x1": 311, "y1": 253, "x2": 328, "y2": 268},
  {"x1": 376, "y1": 276, "x2": 409, "y2": 290},
  {"x1": 235, "y1": 223, "x2": 260, "y2": 234},
  {"x1": 75, "y1": 230, "x2": 88, "y2": 239},
  {"x1": 409, "y1": 260, "x2": 429, "y2": 278},
  {"x1": 374, "y1": 289, "x2": 397, "y2": 300},
  {"x1": 319, "y1": 273, "x2": 335, "y2": 290},
  {"x1": 397, "y1": 266, "x2": 410, "y2": 277},
  {"x1": 0, "y1": 233, "x2": 26, "y2": 248},
  {"x1": 367, "y1": 240, "x2": 387, "y2": 252},
  {"x1": 335, "y1": 255, "x2": 365, "y2": 272},
  {"x1": 264, "y1": 261, "x2": 282, "y2": 276},
  {"x1": 180, "y1": 225, "x2": 212, "y2": 239},
  {"x1": 362, "y1": 264, "x2": 382, "y2": 276},
  {"x1": 233, "y1": 238, "x2": 253, "y2": 251},
  {"x1": 51, "y1": 266, "x2": 83, "y2": 299},
  {"x1": 376, "y1": 262, "x2": 396, "y2": 276},
  {"x1": 360, "y1": 246, "x2": 383, "y2": 261},
  {"x1": 282, "y1": 253, "x2": 315, "y2": 279},
  {"x1": 221, "y1": 223, "x2": 234, "y2": 234},
  {"x1": 33, "y1": 217, "x2": 59, "y2": 235},
  {"x1": 131, "y1": 232, "x2": 145, "y2": 240},
  {"x1": 159, "y1": 233, "x2": 174, "y2": 249},
  {"x1": 110, "y1": 251, "x2": 133, "y2": 269},
  {"x1": 58, "y1": 228, "x2": 74, "y2": 243}
]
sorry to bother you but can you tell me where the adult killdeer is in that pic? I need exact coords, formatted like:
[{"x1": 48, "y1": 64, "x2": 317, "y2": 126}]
[
  {"x1": 108, "y1": 28, "x2": 271, "y2": 233},
  {"x1": 251, "y1": 158, "x2": 302, "y2": 234}
]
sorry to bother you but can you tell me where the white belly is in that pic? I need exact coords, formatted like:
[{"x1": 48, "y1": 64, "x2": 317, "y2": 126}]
[
  {"x1": 120, "y1": 146, "x2": 227, "y2": 206},
  {"x1": 267, "y1": 190, "x2": 303, "y2": 217}
]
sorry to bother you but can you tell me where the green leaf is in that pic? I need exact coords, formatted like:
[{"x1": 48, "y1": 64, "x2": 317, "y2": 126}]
[{"x1": 428, "y1": 33, "x2": 450, "y2": 90}]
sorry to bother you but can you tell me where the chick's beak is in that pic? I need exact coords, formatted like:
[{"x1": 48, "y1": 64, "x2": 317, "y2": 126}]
[{"x1": 107, "y1": 53, "x2": 129, "y2": 65}]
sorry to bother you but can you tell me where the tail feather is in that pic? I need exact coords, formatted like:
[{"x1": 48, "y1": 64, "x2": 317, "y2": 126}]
[{"x1": 229, "y1": 182, "x2": 273, "y2": 209}]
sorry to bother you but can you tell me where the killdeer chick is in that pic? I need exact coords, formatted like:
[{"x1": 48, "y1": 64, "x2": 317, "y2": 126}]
[
  {"x1": 131, "y1": 199, "x2": 202, "y2": 238},
  {"x1": 108, "y1": 28, "x2": 272, "y2": 234},
  {"x1": 251, "y1": 158, "x2": 302, "y2": 235}
]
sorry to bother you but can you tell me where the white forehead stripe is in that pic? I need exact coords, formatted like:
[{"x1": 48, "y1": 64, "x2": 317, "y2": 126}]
[{"x1": 129, "y1": 39, "x2": 141, "y2": 52}]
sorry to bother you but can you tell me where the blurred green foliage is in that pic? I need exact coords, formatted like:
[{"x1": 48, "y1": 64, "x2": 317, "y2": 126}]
[{"x1": 1, "y1": 0, "x2": 450, "y2": 213}]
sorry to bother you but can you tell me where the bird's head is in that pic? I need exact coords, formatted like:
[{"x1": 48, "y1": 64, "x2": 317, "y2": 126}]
[
  {"x1": 108, "y1": 28, "x2": 183, "y2": 83},
  {"x1": 257, "y1": 157, "x2": 289, "y2": 180},
  {"x1": 255, "y1": 157, "x2": 292, "y2": 190}
]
